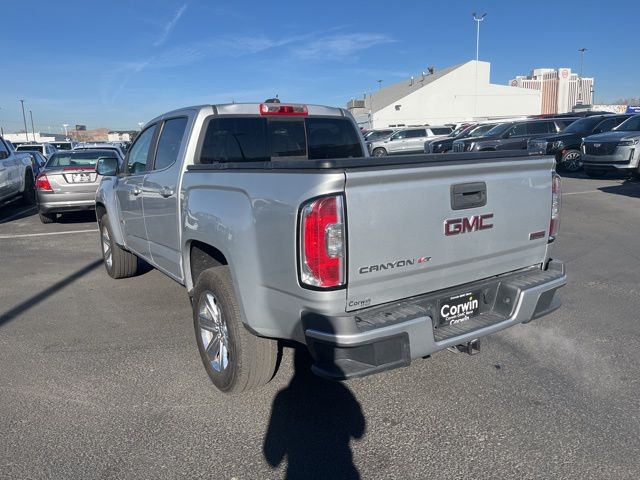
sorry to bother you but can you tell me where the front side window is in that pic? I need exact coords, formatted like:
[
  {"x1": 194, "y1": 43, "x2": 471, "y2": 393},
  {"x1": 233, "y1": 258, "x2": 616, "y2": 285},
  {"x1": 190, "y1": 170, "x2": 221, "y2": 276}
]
[
  {"x1": 0, "y1": 140, "x2": 9, "y2": 158},
  {"x1": 154, "y1": 117, "x2": 188, "y2": 170},
  {"x1": 126, "y1": 125, "x2": 156, "y2": 174}
]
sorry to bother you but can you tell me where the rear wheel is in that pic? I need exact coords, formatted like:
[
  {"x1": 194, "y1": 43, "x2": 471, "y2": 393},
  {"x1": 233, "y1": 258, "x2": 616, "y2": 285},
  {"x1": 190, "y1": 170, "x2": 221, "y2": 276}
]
[
  {"x1": 99, "y1": 214, "x2": 138, "y2": 278},
  {"x1": 20, "y1": 171, "x2": 36, "y2": 205},
  {"x1": 193, "y1": 266, "x2": 278, "y2": 393},
  {"x1": 584, "y1": 168, "x2": 607, "y2": 178},
  {"x1": 372, "y1": 148, "x2": 387, "y2": 157},
  {"x1": 560, "y1": 149, "x2": 582, "y2": 172},
  {"x1": 39, "y1": 212, "x2": 56, "y2": 224}
]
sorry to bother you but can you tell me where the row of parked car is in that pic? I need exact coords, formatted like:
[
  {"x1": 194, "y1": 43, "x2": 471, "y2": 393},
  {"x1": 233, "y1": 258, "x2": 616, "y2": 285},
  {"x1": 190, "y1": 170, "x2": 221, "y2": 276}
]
[
  {"x1": 363, "y1": 112, "x2": 640, "y2": 176},
  {"x1": 0, "y1": 137, "x2": 128, "y2": 223}
]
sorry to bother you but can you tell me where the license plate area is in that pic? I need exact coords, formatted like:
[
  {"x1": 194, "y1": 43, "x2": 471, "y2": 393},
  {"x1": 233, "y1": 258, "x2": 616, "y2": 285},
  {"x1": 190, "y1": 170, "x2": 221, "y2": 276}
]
[
  {"x1": 437, "y1": 290, "x2": 482, "y2": 328},
  {"x1": 71, "y1": 173, "x2": 91, "y2": 183}
]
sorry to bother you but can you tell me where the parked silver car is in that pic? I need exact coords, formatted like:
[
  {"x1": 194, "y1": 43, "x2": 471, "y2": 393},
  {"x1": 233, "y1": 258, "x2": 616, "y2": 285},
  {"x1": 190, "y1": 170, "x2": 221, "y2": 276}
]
[
  {"x1": 35, "y1": 149, "x2": 119, "y2": 223},
  {"x1": 581, "y1": 115, "x2": 640, "y2": 178},
  {"x1": 368, "y1": 126, "x2": 453, "y2": 156},
  {"x1": 74, "y1": 142, "x2": 126, "y2": 160}
]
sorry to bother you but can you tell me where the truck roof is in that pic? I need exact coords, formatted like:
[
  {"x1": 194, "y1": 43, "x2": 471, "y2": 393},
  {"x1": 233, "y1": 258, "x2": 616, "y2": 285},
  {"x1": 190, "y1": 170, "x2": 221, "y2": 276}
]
[{"x1": 146, "y1": 103, "x2": 348, "y2": 130}]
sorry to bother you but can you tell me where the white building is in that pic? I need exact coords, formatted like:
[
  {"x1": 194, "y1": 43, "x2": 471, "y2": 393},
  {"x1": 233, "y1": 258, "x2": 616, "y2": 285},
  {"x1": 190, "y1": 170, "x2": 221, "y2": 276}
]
[
  {"x1": 107, "y1": 131, "x2": 136, "y2": 142},
  {"x1": 509, "y1": 68, "x2": 594, "y2": 115},
  {"x1": 2, "y1": 132, "x2": 65, "y2": 143},
  {"x1": 347, "y1": 61, "x2": 541, "y2": 129}
]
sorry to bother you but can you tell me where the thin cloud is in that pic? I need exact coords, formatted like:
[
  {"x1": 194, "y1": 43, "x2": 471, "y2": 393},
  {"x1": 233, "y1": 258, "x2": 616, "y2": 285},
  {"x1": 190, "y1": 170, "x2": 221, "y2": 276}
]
[
  {"x1": 292, "y1": 33, "x2": 395, "y2": 60},
  {"x1": 153, "y1": 4, "x2": 188, "y2": 47}
]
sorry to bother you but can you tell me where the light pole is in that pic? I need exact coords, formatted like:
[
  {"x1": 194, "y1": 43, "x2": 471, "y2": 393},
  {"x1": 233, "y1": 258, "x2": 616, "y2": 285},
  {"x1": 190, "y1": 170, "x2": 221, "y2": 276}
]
[
  {"x1": 19, "y1": 99, "x2": 29, "y2": 141},
  {"x1": 29, "y1": 110, "x2": 36, "y2": 141},
  {"x1": 578, "y1": 48, "x2": 587, "y2": 105},
  {"x1": 63, "y1": 124, "x2": 69, "y2": 138},
  {"x1": 472, "y1": 12, "x2": 487, "y2": 118}
]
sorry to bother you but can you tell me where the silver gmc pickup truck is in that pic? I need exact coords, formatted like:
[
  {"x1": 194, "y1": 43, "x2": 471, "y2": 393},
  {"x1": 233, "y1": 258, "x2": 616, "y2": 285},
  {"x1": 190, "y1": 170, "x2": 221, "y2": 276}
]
[{"x1": 95, "y1": 102, "x2": 566, "y2": 393}]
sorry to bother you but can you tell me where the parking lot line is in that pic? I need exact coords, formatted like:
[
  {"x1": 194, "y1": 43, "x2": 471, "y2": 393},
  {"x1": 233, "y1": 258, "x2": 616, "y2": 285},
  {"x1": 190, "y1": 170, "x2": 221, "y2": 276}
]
[
  {"x1": 563, "y1": 190, "x2": 601, "y2": 196},
  {"x1": 0, "y1": 229, "x2": 97, "y2": 239}
]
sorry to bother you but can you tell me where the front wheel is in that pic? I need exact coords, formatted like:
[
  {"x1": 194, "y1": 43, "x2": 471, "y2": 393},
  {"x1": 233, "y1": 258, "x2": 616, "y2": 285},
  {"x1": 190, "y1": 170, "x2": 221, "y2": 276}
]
[
  {"x1": 193, "y1": 266, "x2": 278, "y2": 393},
  {"x1": 372, "y1": 148, "x2": 387, "y2": 157},
  {"x1": 560, "y1": 149, "x2": 582, "y2": 172},
  {"x1": 99, "y1": 214, "x2": 139, "y2": 278},
  {"x1": 584, "y1": 168, "x2": 607, "y2": 178}
]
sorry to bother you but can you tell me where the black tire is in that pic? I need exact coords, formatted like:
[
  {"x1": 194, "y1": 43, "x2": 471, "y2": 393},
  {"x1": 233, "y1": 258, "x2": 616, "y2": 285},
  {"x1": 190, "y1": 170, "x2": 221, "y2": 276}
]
[
  {"x1": 372, "y1": 148, "x2": 387, "y2": 157},
  {"x1": 584, "y1": 168, "x2": 607, "y2": 178},
  {"x1": 20, "y1": 170, "x2": 36, "y2": 205},
  {"x1": 559, "y1": 149, "x2": 582, "y2": 172},
  {"x1": 38, "y1": 212, "x2": 56, "y2": 224},
  {"x1": 99, "y1": 214, "x2": 138, "y2": 278},
  {"x1": 193, "y1": 266, "x2": 278, "y2": 393}
]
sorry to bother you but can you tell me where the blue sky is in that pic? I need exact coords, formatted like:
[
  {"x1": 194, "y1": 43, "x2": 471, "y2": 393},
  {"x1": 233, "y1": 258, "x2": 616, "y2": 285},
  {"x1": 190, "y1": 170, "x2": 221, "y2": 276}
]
[{"x1": 0, "y1": 0, "x2": 636, "y2": 132}]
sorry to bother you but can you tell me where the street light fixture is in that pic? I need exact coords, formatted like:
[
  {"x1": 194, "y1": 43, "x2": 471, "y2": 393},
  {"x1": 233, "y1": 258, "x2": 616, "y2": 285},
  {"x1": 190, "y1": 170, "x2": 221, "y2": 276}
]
[
  {"x1": 578, "y1": 48, "x2": 588, "y2": 104},
  {"x1": 19, "y1": 99, "x2": 29, "y2": 142}
]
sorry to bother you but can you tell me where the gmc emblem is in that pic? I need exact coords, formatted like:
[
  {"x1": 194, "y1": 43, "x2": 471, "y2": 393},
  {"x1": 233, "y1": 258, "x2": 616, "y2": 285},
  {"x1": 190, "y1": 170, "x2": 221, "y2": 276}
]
[{"x1": 445, "y1": 214, "x2": 494, "y2": 236}]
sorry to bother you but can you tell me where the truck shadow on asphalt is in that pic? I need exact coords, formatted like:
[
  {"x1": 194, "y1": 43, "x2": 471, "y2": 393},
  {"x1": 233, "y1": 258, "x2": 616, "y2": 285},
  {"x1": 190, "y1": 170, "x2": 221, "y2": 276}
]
[
  {"x1": 0, "y1": 259, "x2": 103, "y2": 328},
  {"x1": 263, "y1": 347, "x2": 366, "y2": 480}
]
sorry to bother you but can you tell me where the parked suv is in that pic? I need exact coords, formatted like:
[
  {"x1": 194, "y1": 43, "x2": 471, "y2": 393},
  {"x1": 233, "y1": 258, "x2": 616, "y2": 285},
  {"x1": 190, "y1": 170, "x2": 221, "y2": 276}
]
[
  {"x1": 368, "y1": 126, "x2": 453, "y2": 156},
  {"x1": 15, "y1": 142, "x2": 57, "y2": 159},
  {"x1": 453, "y1": 119, "x2": 577, "y2": 153},
  {"x1": 528, "y1": 114, "x2": 632, "y2": 172},
  {"x1": 581, "y1": 115, "x2": 640, "y2": 177},
  {"x1": 426, "y1": 123, "x2": 499, "y2": 154},
  {"x1": 363, "y1": 128, "x2": 398, "y2": 142}
]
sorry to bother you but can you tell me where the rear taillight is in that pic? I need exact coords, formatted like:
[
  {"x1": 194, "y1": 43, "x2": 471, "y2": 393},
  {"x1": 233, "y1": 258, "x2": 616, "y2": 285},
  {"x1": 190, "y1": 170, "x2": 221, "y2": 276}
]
[
  {"x1": 299, "y1": 195, "x2": 345, "y2": 288},
  {"x1": 260, "y1": 103, "x2": 308, "y2": 116},
  {"x1": 549, "y1": 173, "x2": 561, "y2": 239},
  {"x1": 35, "y1": 173, "x2": 53, "y2": 192}
]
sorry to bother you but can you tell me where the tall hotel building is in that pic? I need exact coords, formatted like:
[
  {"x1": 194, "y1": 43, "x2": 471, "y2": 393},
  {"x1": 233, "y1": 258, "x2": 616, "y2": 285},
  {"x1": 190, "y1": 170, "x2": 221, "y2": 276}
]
[{"x1": 509, "y1": 68, "x2": 594, "y2": 115}]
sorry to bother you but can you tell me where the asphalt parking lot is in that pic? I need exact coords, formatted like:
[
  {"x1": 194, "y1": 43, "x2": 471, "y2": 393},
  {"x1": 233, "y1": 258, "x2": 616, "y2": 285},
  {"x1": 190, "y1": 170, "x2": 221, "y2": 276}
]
[{"x1": 1, "y1": 173, "x2": 639, "y2": 479}]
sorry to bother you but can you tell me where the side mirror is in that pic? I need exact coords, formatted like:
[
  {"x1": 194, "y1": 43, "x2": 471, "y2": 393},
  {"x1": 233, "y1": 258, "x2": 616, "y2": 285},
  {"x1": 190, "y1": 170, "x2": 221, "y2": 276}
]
[
  {"x1": 0, "y1": 151, "x2": 8, "y2": 160},
  {"x1": 96, "y1": 157, "x2": 119, "y2": 176}
]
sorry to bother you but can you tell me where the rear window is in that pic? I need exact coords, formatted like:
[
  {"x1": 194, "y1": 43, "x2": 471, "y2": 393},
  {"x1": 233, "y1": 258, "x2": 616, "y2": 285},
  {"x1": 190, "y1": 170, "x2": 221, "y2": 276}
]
[
  {"x1": 52, "y1": 142, "x2": 73, "y2": 150},
  {"x1": 47, "y1": 150, "x2": 117, "y2": 168},
  {"x1": 17, "y1": 145, "x2": 43, "y2": 154},
  {"x1": 199, "y1": 117, "x2": 362, "y2": 163}
]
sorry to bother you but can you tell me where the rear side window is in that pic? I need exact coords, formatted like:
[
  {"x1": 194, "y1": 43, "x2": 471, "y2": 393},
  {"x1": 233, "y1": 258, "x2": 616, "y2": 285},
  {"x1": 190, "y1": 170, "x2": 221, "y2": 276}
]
[
  {"x1": 154, "y1": 117, "x2": 188, "y2": 170},
  {"x1": 306, "y1": 118, "x2": 362, "y2": 159},
  {"x1": 430, "y1": 127, "x2": 452, "y2": 135},
  {"x1": 199, "y1": 116, "x2": 362, "y2": 163},
  {"x1": 510, "y1": 124, "x2": 527, "y2": 136},
  {"x1": 404, "y1": 129, "x2": 426, "y2": 138},
  {"x1": 527, "y1": 122, "x2": 550, "y2": 134}
]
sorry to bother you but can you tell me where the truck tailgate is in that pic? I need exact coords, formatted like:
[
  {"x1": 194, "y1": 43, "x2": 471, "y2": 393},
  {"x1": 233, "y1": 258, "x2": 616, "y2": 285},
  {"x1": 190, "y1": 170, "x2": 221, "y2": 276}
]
[{"x1": 344, "y1": 157, "x2": 554, "y2": 311}]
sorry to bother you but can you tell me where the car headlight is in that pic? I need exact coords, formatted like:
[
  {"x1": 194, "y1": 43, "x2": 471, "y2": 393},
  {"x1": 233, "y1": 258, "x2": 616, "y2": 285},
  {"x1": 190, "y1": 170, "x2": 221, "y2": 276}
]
[
  {"x1": 551, "y1": 140, "x2": 564, "y2": 150},
  {"x1": 619, "y1": 139, "x2": 639, "y2": 146}
]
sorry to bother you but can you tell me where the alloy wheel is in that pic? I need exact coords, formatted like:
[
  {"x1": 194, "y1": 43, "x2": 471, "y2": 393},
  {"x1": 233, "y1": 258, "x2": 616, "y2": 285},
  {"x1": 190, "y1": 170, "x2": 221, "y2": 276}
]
[{"x1": 198, "y1": 292, "x2": 230, "y2": 372}]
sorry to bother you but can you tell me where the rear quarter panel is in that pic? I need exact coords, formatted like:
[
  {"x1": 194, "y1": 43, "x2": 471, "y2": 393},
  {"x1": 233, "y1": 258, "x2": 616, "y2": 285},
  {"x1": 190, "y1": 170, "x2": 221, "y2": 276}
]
[{"x1": 181, "y1": 170, "x2": 347, "y2": 341}]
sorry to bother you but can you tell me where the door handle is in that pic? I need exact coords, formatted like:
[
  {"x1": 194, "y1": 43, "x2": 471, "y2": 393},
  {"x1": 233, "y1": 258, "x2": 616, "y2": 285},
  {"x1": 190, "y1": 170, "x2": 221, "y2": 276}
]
[
  {"x1": 160, "y1": 186, "x2": 175, "y2": 198},
  {"x1": 132, "y1": 187, "x2": 142, "y2": 195}
]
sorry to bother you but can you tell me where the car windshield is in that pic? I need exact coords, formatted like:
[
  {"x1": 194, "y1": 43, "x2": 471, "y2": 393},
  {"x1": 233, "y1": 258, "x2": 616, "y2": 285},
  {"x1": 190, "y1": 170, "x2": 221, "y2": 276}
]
[
  {"x1": 614, "y1": 115, "x2": 640, "y2": 132},
  {"x1": 17, "y1": 145, "x2": 44, "y2": 153},
  {"x1": 47, "y1": 150, "x2": 117, "y2": 168},
  {"x1": 484, "y1": 123, "x2": 511, "y2": 136}
]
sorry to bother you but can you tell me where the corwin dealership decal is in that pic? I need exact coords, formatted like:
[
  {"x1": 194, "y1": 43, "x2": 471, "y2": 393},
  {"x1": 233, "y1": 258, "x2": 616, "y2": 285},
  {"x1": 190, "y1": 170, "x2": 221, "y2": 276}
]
[{"x1": 359, "y1": 256, "x2": 431, "y2": 275}]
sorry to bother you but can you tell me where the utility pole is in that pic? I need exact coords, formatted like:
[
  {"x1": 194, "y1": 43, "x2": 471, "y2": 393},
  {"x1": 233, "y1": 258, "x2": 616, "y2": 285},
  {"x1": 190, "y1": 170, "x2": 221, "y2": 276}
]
[
  {"x1": 19, "y1": 99, "x2": 29, "y2": 142},
  {"x1": 29, "y1": 110, "x2": 36, "y2": 141},
  {"x1": 578, "y1": 48, "x2": 587, "y2": 105},
  {"x1": 472, "y1": 12, "x2": 487, "y2": 118}
]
